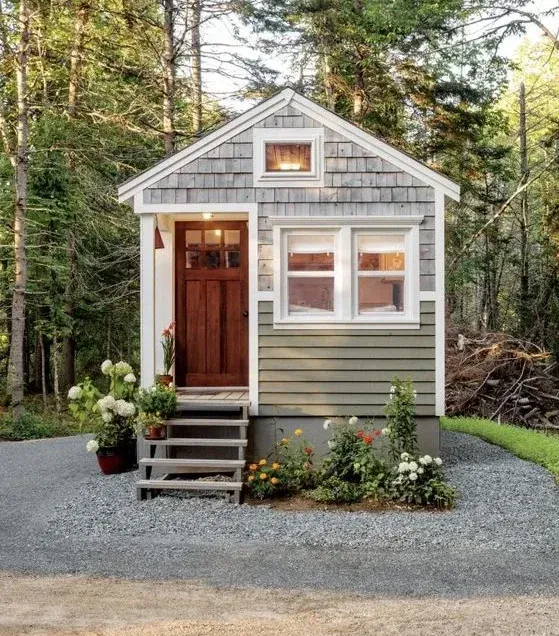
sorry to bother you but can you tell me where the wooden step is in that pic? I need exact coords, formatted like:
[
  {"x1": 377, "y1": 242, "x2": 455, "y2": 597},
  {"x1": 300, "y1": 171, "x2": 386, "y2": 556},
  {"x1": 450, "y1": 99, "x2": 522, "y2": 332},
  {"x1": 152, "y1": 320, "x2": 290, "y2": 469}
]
[
  {"x1": 139, "y1": 458, "x2": 245, "y2": 469},
  {"x1": 176, "y1": 399, "x2": 250, "y2": 409},
  {"x1": 166, "y1": 418, "x2": 249, "y2": 427},
  {"x1": 143, "y1": 438, "x2": 247, "y2": 447},
  {"x1": 137, "y1": 479, "x2": 242, "y2": 492}
]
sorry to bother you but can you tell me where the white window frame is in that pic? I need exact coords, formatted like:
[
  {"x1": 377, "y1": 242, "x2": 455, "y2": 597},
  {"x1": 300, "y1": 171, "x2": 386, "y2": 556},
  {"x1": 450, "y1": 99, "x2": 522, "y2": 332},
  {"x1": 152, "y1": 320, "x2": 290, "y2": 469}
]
[
  {"x1": 253, "y1": 128, "x2": 324, "y2": 188},
  {"x1": 272, "y1": 216, "x2": 422, "y2": 330}
]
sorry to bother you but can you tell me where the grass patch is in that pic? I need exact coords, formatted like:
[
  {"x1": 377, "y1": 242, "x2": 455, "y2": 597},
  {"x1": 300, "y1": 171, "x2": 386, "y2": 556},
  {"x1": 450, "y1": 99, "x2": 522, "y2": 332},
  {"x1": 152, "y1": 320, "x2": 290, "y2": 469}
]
[
  {"x1": 442, "y1": 416, "x2": 559, "y2": 480},
  {"x1": 0, "y1": 398, "x2": 95, "y2": 441}
]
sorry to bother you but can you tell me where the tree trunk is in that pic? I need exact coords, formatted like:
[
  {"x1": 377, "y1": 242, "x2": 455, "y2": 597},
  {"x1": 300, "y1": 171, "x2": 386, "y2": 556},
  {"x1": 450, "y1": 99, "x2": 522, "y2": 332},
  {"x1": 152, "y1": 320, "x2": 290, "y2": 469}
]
[
  {"x1": 163, "y1": 0, "x2": 176, "y2": 155},
  {"x1": 518, "y1": 81, "x2": 530, "y2": 335},
  {"x1": 67, "y1": 2, "x2": 89, "y2": 117},
  {"x1": 189, "y1": 0, "x2": 202, "y2": 134},
  {"x1": 53, "y1": 335, "x2": 61, "y2": 413},
  {"x1": 40, "y1": 333, "x2": 47, "y2": 410},
  {"x1": 8, "y1": 0, "x2": 30, "y2": 420}
]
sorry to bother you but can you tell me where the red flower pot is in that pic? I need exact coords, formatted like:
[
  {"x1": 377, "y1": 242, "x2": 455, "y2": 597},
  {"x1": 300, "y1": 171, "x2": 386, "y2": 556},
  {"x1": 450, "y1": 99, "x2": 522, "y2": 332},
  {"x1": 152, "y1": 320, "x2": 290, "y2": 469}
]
[
  {"x1": 96, "y1": 448, "x2": 127, "y2": 475},
  {"x1": 145, "y1": 425, "x2": 166, "y2": 440}
]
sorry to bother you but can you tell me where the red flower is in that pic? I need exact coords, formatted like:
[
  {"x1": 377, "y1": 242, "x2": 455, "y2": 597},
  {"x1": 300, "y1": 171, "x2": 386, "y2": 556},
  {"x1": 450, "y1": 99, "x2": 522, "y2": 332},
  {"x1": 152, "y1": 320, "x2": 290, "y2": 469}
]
[
  {"x1": 374, "y1": 430, "x2": 382, "y2": 438},
  {"x1": 363, "y1": 435, "x2": 373, "y2": 445},
  {"x1": 356, "y1": 431, "x2": 364, "y2": 439},
  {"x1": 162, "y1": 328, "x2": 170, "y2": 337},
  {"x1": 304, "y1": 447, "x2": 313, "y2": 455}
]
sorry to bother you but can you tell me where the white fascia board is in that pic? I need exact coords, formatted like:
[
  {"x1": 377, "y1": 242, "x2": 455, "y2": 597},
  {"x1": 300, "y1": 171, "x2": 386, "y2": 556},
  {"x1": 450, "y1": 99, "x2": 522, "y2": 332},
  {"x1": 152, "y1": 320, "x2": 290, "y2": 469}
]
[
  {"x1": 290, "y1": 93, "x2": 461, "y2": 201},
  {"x1": 117, "y1": 91, "x2": 290, "y2": 203},
  {"x1": 268, "y1": 215, "x2": 424, "y2": 226}
]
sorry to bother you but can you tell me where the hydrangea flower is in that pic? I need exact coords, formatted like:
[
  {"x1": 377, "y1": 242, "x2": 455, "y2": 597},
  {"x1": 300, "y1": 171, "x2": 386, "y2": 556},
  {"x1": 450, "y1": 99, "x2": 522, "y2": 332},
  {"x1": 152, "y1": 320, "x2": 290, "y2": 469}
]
[
  {"x1": 381, "y1": 427, "x2": 390, "y2": 436},
  {"x1": 417, "y1": 466, "x2": 424, "y2": 475},
  {"x1": 419, "y1": 454, "x2": 433, "y2": 465},
  {"x1": 114, "y1": 399, "x2": 135, "y2": 417},
  {"x1": 124, "y1": 373, "x2": 136, "y2": 384},
  {"x1": 398, "y1": 462, "x2": 410, "y2": 473},
  {"x1": 409, "y1": 472, "x2": 418, "y2": 481},
  {"x1": 86, "y1": 439, "x2": 99, "y2": 453},
  {"x1": 327, "y1": 440, "x2": 336, "y2": 450},
  {"x1": 101, "y1": 359, "x2": 113, "y2": 375},
  {"x1": 408, "y1": 461, "x2": 418, "y2": 472},
  {"x1": 97, "y1": 395, "x2": 116, "y2": 413},
  {"x1": 434, "y1": 457, "x2": 443, "y2": 466},
  {"x1": 114, "y1": 361, "x2": 133, "y2": 377},
  {"x1": 101, "y1": 411, "x2": 113, "y2": 423},
  {"x1": 67, "y1": 386, "x2": 82, "y2": 400},
  {"x1": 348, "y1": 416, "x2": 358, "y2": 426},
  {"x1": 400, "y1": 452, "x2": 410, "y2": 461},
  {"x1": 323, "y1": 419, "x2": 331, "y2": 430}
]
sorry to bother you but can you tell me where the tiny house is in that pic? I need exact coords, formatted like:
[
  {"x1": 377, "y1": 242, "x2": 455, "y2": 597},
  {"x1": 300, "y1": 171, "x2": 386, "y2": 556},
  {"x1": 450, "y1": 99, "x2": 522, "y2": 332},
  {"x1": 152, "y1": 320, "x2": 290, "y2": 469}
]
[{"x1": 118, "y1": 89, "x2": 459, "y2": 499}]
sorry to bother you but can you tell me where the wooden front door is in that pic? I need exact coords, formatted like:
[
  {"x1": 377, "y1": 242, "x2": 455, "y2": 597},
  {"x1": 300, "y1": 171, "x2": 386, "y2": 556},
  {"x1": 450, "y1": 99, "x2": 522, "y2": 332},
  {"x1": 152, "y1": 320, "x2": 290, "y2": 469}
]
[{"x1": 175, "y1": 221, "x2": 248, "y2": 387}]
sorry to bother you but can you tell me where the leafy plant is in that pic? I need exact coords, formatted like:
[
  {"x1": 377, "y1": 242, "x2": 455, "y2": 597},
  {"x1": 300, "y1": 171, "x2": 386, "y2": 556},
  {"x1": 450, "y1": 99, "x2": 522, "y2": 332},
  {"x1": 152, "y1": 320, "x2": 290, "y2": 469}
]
[
  {"x1": 305, "y1": 476, "x2": 363, "y2": 504},
  {"x1": 137, "y1": 383, "x2": 177, "y2": 419},
  {"x1": 136, "y1": 411, "x2": 165, "y2": 435},
  {"x1": 384, "y1": 378, "x2": 418, "y2": 461},
  {"x1": 276, "y1": 429, "x2": 317, "y2": 491}
]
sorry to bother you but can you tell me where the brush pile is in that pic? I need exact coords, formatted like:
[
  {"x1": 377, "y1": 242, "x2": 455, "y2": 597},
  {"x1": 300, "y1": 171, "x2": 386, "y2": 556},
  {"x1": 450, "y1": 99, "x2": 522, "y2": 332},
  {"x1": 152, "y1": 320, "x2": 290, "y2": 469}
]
[{"x1": 446, "y1": 327, "x2": 559, "y2": 430}]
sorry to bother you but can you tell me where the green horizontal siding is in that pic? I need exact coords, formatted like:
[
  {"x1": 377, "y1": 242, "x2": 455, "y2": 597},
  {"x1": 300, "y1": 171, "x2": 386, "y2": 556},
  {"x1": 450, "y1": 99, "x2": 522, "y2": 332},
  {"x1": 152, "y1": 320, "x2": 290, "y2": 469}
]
[{"x1": 258, "y1": 300, "x2": 437, "y2": 417}]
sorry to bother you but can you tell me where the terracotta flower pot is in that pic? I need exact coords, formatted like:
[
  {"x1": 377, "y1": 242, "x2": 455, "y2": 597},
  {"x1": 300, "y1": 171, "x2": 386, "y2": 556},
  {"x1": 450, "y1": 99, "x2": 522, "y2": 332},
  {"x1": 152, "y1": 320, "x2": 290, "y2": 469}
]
[
  {"x1": 96, "y1": 447, "x2": 127, "y2": 475},
  {"x1": 157, "y1": 374, "x2": 173, "y2": 387},
  {"x1": 145, "y1": 425, "x2": 166, "y2": 440}
]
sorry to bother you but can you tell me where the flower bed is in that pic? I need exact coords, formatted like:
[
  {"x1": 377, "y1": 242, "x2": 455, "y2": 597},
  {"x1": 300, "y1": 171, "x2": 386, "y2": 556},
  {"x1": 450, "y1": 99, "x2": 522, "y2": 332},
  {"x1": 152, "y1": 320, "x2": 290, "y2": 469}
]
[{"x1": 245, "y1": 379, "x2": 457, "y2": 510}]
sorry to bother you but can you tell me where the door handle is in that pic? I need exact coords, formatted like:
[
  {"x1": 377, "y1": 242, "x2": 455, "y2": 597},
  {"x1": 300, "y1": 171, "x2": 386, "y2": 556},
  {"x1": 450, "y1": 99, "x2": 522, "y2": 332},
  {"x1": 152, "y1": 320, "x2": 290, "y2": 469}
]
[{"x1": 242, "y1": 310, "x2": 249, "y2": 317}]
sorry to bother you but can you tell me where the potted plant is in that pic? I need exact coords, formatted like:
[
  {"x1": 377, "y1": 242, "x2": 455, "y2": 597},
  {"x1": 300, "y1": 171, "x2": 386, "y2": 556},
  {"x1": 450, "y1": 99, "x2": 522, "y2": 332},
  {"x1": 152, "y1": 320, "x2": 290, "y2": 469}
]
[
  {"x1": 158, "y1": 322, "x2": 175, "y2": 386},
  {"x1": 68, "y1": 359, "x2": 138, "y2": 474},
  {"x1": 137, "y1": 411, "x2": 166, "y2": 440},
  {"x1": 137, "y1": 383, "x2": 177, "y2": 422}
]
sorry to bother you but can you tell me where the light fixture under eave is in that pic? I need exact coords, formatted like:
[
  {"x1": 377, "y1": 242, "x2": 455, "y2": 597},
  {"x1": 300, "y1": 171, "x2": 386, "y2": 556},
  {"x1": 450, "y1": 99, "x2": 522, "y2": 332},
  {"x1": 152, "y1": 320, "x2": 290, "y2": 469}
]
[
  {"x1": 279, "y1": 162, "x2": 301, "y2": 171},
  {"x1": 154, "y1": 220, "x2": 164, "y2": 249},
  {"x1": 202, "y1": 213, "x2": 213, "y2": 220}
]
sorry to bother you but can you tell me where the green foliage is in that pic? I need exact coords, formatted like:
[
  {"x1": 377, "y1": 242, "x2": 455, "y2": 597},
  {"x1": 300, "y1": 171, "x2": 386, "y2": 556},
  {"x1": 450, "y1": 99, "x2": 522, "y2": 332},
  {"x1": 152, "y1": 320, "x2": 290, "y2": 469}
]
[
  {"x1": 384, "y1": 378, "x2": 418, "y2": 460},
  {"x1": 442, "y1": 416, "x2": 559, "y2": 479},
  {"x1": 0, "y1": 411, "x2": 89, "y2": 441},
  {"x1": 136, "y1": 411, "x2": 165, "y2": 435},
  {"x1": 67, "y1": 379, "x2": 101, "y2": 431},
  {"x1": 304, "y1": 477, "x2": 363, "y2": 504},
  {"x1": 136, "y1": 384, "x2": 177, "y2": 419},
  {"x1": 246, "y1": 460, "x2": 285, "y2": 499}
]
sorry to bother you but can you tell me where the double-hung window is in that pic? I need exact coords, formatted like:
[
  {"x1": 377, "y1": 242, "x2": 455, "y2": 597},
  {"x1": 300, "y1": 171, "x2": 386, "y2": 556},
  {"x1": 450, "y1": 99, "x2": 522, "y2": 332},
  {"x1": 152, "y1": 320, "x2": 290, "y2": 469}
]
[{"x1": 272, "y1": 218, "x2": 421, "y2": 329}]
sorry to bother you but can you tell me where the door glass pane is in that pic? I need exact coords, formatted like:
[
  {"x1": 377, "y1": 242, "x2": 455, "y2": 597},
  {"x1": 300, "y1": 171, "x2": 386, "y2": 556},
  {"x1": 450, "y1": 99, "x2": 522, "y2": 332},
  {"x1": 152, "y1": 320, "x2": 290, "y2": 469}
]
[
  {"x1": 205, "y1": 229, "x2": 221, "y2": 247},
  {"x1": 358, "y1": 277, "x2": 404, "y2": 313},
  {"x1": 225, "y1": 251, "x2": 240, "y2": 268},
  {"x1": 185, "y1": 251, "x2": 201, "y2": 269},
  {"x1": 185, "y1": 230, "x2": 202, "y2": 248},
  {"x1": 224, "y1": 230, "x2": 240, "y2": 249},
  {"x1": 288, "y1": 234, "x2": 335, "y2": 271},
  {"x1": 358, "y1": 234, "x2": 405, "y2": 271},
  {"x1": 288, "y1": 277, "x2": 334, "y2": 314},
  {"x1": 206, "y1": 251, "x2": 221, "y2": 268}
]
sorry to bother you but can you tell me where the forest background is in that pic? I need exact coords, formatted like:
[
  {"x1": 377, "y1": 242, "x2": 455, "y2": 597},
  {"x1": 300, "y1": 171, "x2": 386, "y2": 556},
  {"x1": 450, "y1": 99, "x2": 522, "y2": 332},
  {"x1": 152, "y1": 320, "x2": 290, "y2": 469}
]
[{"x1": 0, "y1": 0, "x2": 558, "y2": 423}]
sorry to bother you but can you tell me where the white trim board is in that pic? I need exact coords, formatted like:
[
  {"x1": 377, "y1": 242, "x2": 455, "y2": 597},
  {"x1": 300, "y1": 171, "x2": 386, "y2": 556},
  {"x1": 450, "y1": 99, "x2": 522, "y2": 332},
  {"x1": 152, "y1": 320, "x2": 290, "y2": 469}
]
[
  {"x1": 268, "y1": 215, "x2": 424, "y2": 226},
  {"x1": 118, "y1": 88, "x2": 460, "y2": 203},
  {"x1": 434, "y1": 190, "x2": 446, "y2": 416}
]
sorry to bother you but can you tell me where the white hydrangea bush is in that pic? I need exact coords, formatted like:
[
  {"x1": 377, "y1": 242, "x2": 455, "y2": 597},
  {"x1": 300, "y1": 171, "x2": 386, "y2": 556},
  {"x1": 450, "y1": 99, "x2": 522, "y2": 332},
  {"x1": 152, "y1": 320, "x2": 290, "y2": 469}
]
[{"x1": 391, "y1": 452, "x2": 456, "y2": 507}]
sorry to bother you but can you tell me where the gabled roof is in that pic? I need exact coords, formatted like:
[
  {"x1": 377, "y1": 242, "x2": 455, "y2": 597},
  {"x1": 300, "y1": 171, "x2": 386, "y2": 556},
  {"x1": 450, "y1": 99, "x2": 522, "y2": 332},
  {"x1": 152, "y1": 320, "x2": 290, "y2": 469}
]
[{"x1": 118, "y1": 88, "x2": 460, "y2": 203}]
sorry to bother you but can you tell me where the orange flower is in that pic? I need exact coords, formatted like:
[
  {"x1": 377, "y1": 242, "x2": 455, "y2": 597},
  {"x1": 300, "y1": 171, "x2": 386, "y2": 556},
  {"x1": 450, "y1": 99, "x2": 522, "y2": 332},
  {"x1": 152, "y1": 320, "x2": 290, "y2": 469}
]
[
  {"x1": 272, "y1": 462, "x2": 280, "y2": 470},
  {"x1": 271, "y1": 477, "x2": 280, "y2": 485},
  {"x1": 260, "y1": 473, "x2": 268, "y2": 480},
  {"x1": 363, "y1": 435, "x2": 373, "y2": 445},
  {"x1": 248, "y1": 464, "x2": 258, "y2": 471},
  {"x1": 259, "y1": 458, "x2": 267, "y2": 466},
  {"x1": 294, "y1": 428, "x2": 303, "y2": 437},
  {"x1": 280, "y1": 438, "x2": 290, "y2": 445},
  {"x1": 247, "y1": 475, "x2": 254, "y2": 482}
]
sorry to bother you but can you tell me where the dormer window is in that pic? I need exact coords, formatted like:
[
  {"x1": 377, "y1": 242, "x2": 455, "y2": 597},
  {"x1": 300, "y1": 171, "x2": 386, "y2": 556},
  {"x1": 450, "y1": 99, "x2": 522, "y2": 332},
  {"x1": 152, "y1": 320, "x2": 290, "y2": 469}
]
[{"x1": 253, "y1": 128, "x2": 324, "y2": 187}]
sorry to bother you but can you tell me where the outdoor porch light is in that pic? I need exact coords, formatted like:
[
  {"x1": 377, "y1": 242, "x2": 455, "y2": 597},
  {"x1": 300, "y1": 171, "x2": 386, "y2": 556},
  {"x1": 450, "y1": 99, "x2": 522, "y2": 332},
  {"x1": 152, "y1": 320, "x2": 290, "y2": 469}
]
[{"x1": 202, "y1": 213, "x2": 213, "y2": 219}]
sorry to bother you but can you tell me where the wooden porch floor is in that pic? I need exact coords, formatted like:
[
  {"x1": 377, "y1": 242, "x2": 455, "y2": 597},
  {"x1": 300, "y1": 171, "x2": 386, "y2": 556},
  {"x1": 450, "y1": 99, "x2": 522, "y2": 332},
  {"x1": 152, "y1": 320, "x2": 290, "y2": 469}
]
[{"x1": 176, "y1": 388, "x2": 250, "y2": 405}]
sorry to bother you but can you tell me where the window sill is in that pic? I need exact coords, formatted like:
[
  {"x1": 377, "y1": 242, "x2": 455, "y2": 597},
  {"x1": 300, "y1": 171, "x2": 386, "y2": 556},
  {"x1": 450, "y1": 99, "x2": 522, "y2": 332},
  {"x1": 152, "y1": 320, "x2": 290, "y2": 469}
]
[{"x1": 272, "y1": 318, "x2": 421, "y2": 331}]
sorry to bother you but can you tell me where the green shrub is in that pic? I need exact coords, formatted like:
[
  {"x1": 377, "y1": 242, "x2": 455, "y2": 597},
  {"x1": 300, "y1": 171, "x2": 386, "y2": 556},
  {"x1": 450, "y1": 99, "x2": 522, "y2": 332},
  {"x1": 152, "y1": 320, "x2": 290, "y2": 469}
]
[
  {"x1": 0, "y1": 412, "x2": 80, "y2": 440},
  {"x1": 442, "y1": 416, "x2": 559, "y2": 479},
  {"x1": 136, "y1": 384, "x2": 177, "y2": 419},
  {"x1": 276, "y1": 428, "x2": 317, "y2": 491},
  {"x1": 246, "y1": 459, "x2": 285, "y2": 498},
  {"x1": 305, "y1": 476, "x2": 363, "y2": 504},
  {"x1": 384, "y1": 378, "x2": 418, "y2": 461}
]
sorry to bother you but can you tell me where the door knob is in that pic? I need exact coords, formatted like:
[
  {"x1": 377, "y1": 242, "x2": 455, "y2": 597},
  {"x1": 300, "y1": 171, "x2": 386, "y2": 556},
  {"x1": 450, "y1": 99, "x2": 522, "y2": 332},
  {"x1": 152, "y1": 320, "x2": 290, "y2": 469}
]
[{"x1": 242, "y1": 310, "x2": 249, "y2": 317}]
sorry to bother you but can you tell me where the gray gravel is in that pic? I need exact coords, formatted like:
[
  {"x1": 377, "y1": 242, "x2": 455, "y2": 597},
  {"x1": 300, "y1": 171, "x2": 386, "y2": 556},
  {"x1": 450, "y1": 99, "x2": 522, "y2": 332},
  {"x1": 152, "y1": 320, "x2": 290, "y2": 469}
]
[{"x1": 1, "y1": 431, "x2": 558, "y2": 596}]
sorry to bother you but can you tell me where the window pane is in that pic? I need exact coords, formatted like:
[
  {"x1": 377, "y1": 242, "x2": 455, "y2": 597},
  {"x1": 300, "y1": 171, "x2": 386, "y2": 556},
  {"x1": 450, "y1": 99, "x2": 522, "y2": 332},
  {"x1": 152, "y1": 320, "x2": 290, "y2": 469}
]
[
  {"x1": 185, "y1": 251, "x2": 201, "y2": 269},
  {"x1": 205, "y1": 229, "x2": 221, "y2": 247},
  {"x1": 225, "y1": 251, "x2": 240, "y2": 268},
  {"x1": 224, "y1": 230, "x2": 240, "y2": 249},
  {"x1": 288, "y1": 234, "x2": 335, "y2": 271},
  {"x1": 206, "y1": 251, "x2": 221, "y2": 268},
  {"x1": 265, "y1": 143, "x2": 312, "y2": 172},
  {"x1": 288, "y1": 277, "x2": 334, "y2": 314},
  {"x1": 185, "y1": 230, "x2": 202, "y2": 248},
  {"x1": 358, "y1": 277, "x2": 404, "y2": 313},
  {"x1": 358, "y1": 234, "x2": 405, "y2": 271}
]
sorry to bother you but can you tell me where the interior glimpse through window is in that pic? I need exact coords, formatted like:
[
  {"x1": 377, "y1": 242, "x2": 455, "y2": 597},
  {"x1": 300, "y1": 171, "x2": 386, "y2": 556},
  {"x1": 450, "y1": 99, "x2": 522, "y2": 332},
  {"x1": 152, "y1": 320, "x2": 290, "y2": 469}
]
[
  {"x1": 287, "y1": 234, "x2": 335, "y2": 314},
  {"x1": 265, "y1": 143, "x2": 312, "y2": 172},
  {"x1": 357, "y1": 234, "x2": 405, "y2": 313}
]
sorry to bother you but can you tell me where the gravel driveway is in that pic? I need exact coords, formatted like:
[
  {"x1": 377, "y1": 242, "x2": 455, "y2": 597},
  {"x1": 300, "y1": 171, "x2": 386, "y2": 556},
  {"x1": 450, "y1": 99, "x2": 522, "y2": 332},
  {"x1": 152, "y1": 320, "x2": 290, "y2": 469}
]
[{"x1": 0, "y1": 431, "x2": 558, "y2": 596}]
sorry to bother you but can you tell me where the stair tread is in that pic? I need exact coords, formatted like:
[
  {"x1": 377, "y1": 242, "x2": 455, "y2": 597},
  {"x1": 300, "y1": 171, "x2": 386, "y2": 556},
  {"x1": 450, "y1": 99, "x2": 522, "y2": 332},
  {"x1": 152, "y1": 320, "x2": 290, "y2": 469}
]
[
  {"x1": 143, "y1": 438, "x2": 247, "y2": 446},
  {"x1": 137, "y1": 479, "x2": 242, "y2": 491},
  {"x1": 166, "y1": 418, "x2": 249, "y2": 427},
  {"x1": 140, "y1": 457, "x2": 245, "y2": 467}
]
